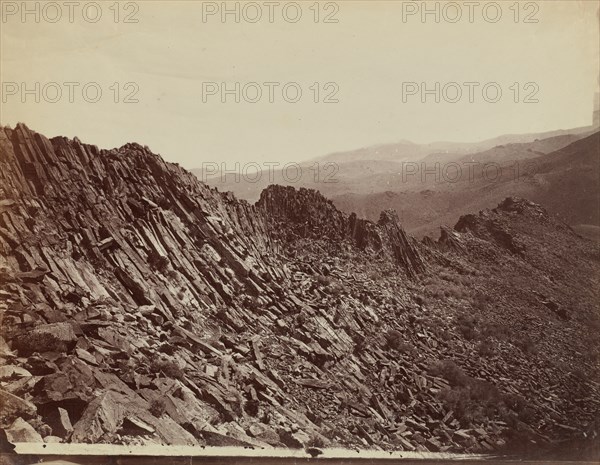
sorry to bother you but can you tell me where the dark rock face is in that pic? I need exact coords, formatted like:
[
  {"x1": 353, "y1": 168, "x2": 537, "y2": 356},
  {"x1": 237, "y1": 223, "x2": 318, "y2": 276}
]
[
  {"x1": 259, "y1": 185, "x2": 346, "y2": 241},
  {"x1": 376, "y1": 210, "x2": 426, "y2": 278},
  {"x1": 0, "y1": 124, "x2": 599, "y2": 457},
  {"x1": 455, "y1": 213, "x2": 526, "y2": 256},
  {"x1": 258, "y1": 185, "x2": 425, "y2": 278},
  {"x1": 453, "y1": 197, "x2": 575, "y2": 257}
]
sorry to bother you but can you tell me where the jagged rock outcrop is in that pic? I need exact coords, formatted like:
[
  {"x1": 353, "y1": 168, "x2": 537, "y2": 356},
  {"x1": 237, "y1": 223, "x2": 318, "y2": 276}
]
[
  {"x1": 258, "y1": 185, "x2": 425, "y2": 278},
  {"x1": 258, "y1": 185, "x2": 346, "y2": 241},
  {"x1": 453, "y1": 197, "x2": 579, "y2": 258},
  {"x1": 454, "y1": 201, "x2": 531, "y2": 256},
  {"x1": 0, "y1": 125, "x2": 599, "y2": 458}
]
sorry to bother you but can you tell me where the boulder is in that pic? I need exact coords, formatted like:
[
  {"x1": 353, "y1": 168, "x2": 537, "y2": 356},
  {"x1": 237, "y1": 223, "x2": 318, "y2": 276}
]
[
  {"x1": 0, "y1": 390, "x2": 37, "y2": 425},
  {"x1": 4, "y1": 418, "x2": 44, "y2": 443}
]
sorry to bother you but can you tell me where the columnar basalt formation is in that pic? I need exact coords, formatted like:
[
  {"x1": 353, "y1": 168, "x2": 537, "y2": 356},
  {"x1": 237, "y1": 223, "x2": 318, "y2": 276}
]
[
  {"x1": 0, "y1": 124, "x2": 598, "y2": 457},
  {"x1": 258, "y1": 185, "x2": 425, "y2": 278}
]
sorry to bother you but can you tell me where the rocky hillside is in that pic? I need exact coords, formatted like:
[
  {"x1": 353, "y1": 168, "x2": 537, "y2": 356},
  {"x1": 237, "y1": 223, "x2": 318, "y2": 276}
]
[
  {"x1": 332, "y1": 131, "x2": 600, "y2": 239},
  {"x1": 0, "y1": 124, "x2": 599, "y2": 457}
]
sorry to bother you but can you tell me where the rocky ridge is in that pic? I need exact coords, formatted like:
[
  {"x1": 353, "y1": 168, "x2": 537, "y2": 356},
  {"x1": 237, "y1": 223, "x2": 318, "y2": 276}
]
[{"x1": 0, "y1": 124, "x2": 599, "y2": 457}]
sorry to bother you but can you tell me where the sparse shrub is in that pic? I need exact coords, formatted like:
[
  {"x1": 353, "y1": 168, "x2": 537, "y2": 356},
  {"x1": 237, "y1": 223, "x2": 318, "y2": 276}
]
[
  {"x1": 477, "y1": 340, "x2": 494, "y2": 357},
  {"x1": 12, "y1": 332, "x2": 67, "y2": 356},
  {"x1": 516, "y1": 335, "x2": 537, "y2": 355},
  {"x1": 425, "y1": 274, "x2": 472, "y2": 301},
  {"x1": 167, "y1": 269, "x2": 179, "y2": 281},
  {"x1": 517, "y1": 406, "x2": 535, "y2": 423},
  {"x1": 438, "y1": 329, "x2": 452, "y2": 341},
  {"x1": 353, "y1": 340, "x2": 365, "y2": 355},
  {"x1": 328, "y1": 282, "x2": 346, "y2": 297},
  {"x1": 368, "y1": 270, "x2": 383, "y2": 281},
  {"x1": 157, "y1": 342, "x2": 176, "y2": 355},
  {"x1": 148, "y1": 251, "x2": 169, "y2": 272},
  {"x1": 480, "y1": 321, "x2": 510, "y2": 340},
  {"x1": 245, "y1": 296, "x2": 261, "y2": 311},
  {"x1": 295, "y1": 313, "x2": 307, "y2": 326},
  {"x1": 423, "y1": 316, "x2": 449, "y2": 339},
  {"x1": 150, "y1": 359, "x2": 184, "y2": 379},
  {"x1": 315, "y1": 275, "x2": 346, "y2": 297},
  {"x1": 215, "y1": 307, "x2": 228, "y2": 323},
  {"x1": 503, "y1": 393, "x2": 528, "y2": 414},
  {"x1": 244, "y1": 399, "x2": 260, "y2": 416},
  {"x1": 449, "y1": 287, "x2": 469, "y2": 299},
  {"x1": 472, "y1": 291, "x2": 492, "y2": 311},
  {"x1": 439, "y1": 270, "x2": 474, "y2": 287},
  {"x1": 306, "y1": 434, "x2": 327, "y2": 448},
  {"x1": 433, "y1": 363, "x2": 536, "y2": 428},
  {"x1": 428, "y1": 360, "x2": 469, "y2": 387},
  {"x1": 413, "y1": 295, "x2": 425, "y2": 306},
  {"x1": 438, "y1": 376, "x2": 502, "y2": 427},
  {"x1": 455, "y1": 314, "x2": 479, "y2": 340},
  {"x1": 384, "y1": 330, "x2": 414, "y2": 354},
  {"x1": 316, "y1": 275, "x2": 332, "y2": 286},
  {"x1": 149, "y1": 397, "x2": 167, "y2": 417}
]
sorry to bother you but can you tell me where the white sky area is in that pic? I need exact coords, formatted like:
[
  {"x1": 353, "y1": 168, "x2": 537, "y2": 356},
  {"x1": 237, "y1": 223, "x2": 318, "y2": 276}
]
[{"x1": 1, "y1": 0, "x2": 599, "y2": 168}]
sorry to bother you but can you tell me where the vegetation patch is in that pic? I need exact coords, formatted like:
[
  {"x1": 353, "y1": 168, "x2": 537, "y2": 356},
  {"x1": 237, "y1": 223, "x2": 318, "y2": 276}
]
[
  {"x1": 429, "y1": 360, "x2": 533, "y2": 427},
  {"x1": 150, "y1": 359, "x2": 184, "y2": 380},
  {"x1": 11, "y1": 332, "x2": 67, "y2": 356}
]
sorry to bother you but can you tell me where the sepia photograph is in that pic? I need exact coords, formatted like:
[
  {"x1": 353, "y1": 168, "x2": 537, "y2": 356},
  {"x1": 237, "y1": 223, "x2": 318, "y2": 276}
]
[{"x1": 0, "y1": 1, "x2": 599, "y2": 464}]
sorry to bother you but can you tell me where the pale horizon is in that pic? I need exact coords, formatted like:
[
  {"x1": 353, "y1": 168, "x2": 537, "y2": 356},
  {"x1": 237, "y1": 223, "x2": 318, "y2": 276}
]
[{"x1": 1, "y1": 0, "x2": 599, "y2": 169}]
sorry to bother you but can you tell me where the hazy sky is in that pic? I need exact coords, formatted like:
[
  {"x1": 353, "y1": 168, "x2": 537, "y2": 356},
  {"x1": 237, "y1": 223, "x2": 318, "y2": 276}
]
[{"x1": 1, "y1": 0, "x2": 599, "y2": 168}]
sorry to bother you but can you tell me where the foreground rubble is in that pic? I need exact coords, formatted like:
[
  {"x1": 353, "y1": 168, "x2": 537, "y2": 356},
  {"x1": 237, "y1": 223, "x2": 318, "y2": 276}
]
[{"x1": 0, "y1": 124, "x2": 598, "y2": 457}]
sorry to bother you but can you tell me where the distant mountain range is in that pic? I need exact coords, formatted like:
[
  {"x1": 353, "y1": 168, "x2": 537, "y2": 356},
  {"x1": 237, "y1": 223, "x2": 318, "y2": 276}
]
[
  {"x1": 196, "y1": 124, "x2": 599, "y2": 240},
  {"x1": 312, "y1": 125, "x2": 596, "y2": 164},
  {"x1": 333, "y1": 132, "x2": 600, "y2": 240}
]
